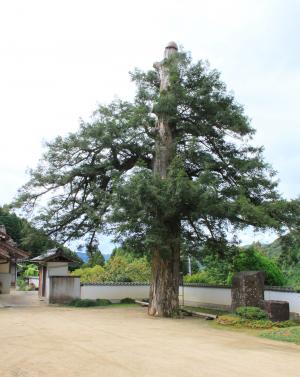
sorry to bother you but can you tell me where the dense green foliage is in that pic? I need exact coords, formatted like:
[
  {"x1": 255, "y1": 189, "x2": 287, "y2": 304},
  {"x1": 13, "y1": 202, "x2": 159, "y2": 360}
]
[
  {"x1": 0, "y1": 207, "x2": 23, "y2": 243},
  {"x1": 0, "y1": 207, "x2": 83, "y2": 269},
  {"x1": 230, "y1": 246, "x2": 285, "y2": 286},
  {"x1": 72, "y1": 253, "x2": 151, "y2": 283},
  {"x1": 0, "y1": 206, "x2": 56, "y2": 256},
  {"x1": 235, "y1": 306, "x2": 268, "y2": 320},
  {"x1": 72, "y1": 265, "x2": 105, "y2": 283},
  {"x1": 14, "y1": 49, "x2": 299, "y2": 263},
  {"x1": 23, "y1": 264, "x2": 39, "y2": 277},
  {"x1": 184, "y1": 246, "x2": 285, "y2": 286}
]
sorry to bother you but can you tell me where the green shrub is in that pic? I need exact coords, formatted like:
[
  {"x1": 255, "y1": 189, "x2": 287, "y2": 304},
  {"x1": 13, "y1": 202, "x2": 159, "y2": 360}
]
[
  {"x1": 69, "y1": 298, "x2": 112, "y2": 307},
  {"x1": 120, "y1": 297, "x2": 136, "y2": 304},
  {"x1": 95, "y1": 299, "x2": 112, "y2": 306},
  {"x1": 236, "y1": 306, "x2": 268, "y2": 320},
  {"x1": 69, "y1": 299, "x2": 97, "y2": 307}
]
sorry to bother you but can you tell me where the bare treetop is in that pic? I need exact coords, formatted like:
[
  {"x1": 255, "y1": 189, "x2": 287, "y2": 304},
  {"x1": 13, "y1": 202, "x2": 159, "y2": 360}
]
[{"x1": 164, "y1": 41, "x2": 178, "y2": 58}]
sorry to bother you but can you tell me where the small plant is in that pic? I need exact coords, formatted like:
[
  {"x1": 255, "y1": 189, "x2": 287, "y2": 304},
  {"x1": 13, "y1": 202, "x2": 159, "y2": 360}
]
[
  {"x1": 120, "y1": 297, "x2": 135, "y2": 304},
  {"x1": 235, "y1": 306, "x2": 268, "y2": 320},
  {"x1": 217, "y1": 315, "x2": 243, "y2": 326},
  {"x1": 69, "y1": 298, "x2": 112, "y2": 307},
  {"x1": 16, "y1": 278, "x2": 29, "y2": 291}
]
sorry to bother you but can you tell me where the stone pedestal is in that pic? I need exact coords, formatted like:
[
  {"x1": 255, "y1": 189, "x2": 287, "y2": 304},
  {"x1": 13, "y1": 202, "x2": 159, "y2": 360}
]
[
  {"x1": 264, "y1": 300, "x2": 290, "y2": 322},
  {"x1": 231, "y1": 271, "x2": 265, "y2": 311}
]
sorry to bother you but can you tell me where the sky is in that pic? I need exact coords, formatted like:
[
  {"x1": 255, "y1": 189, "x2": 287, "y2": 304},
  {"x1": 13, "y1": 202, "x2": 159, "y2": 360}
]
[{"x1": 0, "y1": 0, "x2": 299, "y2": 252}]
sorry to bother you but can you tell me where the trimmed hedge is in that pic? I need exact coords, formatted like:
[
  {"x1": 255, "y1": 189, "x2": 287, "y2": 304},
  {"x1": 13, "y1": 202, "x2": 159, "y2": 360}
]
[
  {"x1": 69, "y1": 298, "x2": 112, "y2": 307},
  {"x1": 120, "y1": 297, "x2": 136, "y2": 304}
]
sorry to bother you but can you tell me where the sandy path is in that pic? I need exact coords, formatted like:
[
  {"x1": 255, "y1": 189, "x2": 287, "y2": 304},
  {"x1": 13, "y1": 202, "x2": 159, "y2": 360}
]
[{"x1": 0, "y1": 305, "x2": 299, "y2": 377}]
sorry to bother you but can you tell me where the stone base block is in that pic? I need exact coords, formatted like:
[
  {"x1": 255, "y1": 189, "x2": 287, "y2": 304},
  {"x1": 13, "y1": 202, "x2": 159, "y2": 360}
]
[{"x1": 264, "y1": 300, "x2": 290, "y2": 322}]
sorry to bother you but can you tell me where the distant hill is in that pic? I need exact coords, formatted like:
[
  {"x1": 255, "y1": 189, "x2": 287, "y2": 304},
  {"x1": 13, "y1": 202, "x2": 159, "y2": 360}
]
[
  {"x1": 259, "y1": 231, "x2": 300, "y2": 263},
  {"x1": 76, "y1": 252, "x2": 111, "y2": 263},
  {"x1": 76, "y1": 252, "x2": 88, "y2": 263},
  {"x1": 259, "y1": 238, "x2": 283, "y2": 261}
]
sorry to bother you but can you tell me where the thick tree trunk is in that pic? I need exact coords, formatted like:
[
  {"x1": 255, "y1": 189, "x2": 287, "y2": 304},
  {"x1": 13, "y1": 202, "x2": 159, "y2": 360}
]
[
  {"x1": 149, "y1": 42, "x2": 180, "y2": 317},
  {"x1": 148, "y1": 229, "x2": 181, "y2": 317}
]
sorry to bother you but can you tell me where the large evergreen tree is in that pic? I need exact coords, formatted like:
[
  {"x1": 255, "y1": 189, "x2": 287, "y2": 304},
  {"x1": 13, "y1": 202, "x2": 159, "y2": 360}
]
[{"x1": 16, "y1": 43, "x2": 299, "y2": 316}]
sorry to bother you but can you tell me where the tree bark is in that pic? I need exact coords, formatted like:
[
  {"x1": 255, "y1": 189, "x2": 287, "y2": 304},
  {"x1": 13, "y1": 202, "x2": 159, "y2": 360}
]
[
  {"x1": 148, "y1": 42, "x2": 180, "y2": 317},
  {"x1": 148, "y1": 225, "x2": 181, "y2": 316}
]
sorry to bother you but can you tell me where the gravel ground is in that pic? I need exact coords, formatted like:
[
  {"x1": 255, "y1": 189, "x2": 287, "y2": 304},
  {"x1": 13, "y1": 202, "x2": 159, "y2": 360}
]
[{"x1": 0, "y1": 304, "x2": 300, "y2": 377}]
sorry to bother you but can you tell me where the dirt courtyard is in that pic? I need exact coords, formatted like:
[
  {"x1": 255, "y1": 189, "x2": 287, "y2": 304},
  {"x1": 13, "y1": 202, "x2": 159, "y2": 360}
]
[{"x1": 1, "y1": 305, "x2": 300, "y2": 377}]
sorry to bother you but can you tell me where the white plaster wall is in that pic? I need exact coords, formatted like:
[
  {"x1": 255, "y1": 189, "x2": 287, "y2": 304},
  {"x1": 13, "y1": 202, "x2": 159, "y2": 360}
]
[
  {"x1": 81, "y1": 284, "x2": 230, "y2": 307},
  {"x1": 180, "y1": 286, "x2": 231, "y2": 309},
  {"x1": 80, "y1": 284, "x2": 300, "y2": 317},
  {"x1": 47, "y1": 262, "x2": 68, "y2": 276},
  {"x1": 0, "y1": 273, "x2": 11, "y2": 293},
  {"x1": 45, "y1": 262, "x2": 69, "y2": 298},
  {"x1": 28, "y1": 276, "x2": 39, "y2": 288},
  {"x1": 49, "y1": 276, "x2": 81, "y2": 304},
  {"x1": 81, "y1": 285, "x2": 150, "y2": 302}
]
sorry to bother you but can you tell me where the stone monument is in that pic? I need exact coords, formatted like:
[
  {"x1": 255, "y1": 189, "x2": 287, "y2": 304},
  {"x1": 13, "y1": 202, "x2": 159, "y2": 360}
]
[{"x1": 231, "y1": 271, "x2": 265, "y2": 310}]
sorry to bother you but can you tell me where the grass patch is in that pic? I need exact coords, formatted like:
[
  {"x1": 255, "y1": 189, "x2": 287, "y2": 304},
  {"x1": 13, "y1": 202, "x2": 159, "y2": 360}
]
[{"x1": 260, "y1": 326, "x2": 300, "y2": 344}]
